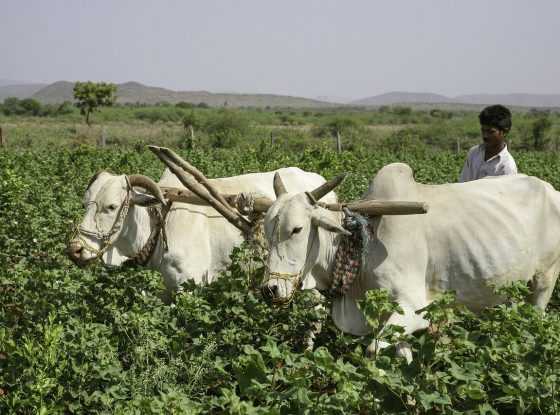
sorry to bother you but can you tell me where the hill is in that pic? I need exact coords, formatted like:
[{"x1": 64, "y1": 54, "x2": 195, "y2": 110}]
[
  {"x1": 0, "y1": 83, "x2": 47, "y2": 101},
  {"x1": 456, "y1": 93, "x2": 560, "y2": 108},
  {"x1": 352, "y1": 91, "x2": 560, "y2": 108},
  {"x1": 352, "y1": 92, "x2": 452, "y2": 106},
  {"x1": 32, "y1": 81, "x2": 335, "y2": 108}
]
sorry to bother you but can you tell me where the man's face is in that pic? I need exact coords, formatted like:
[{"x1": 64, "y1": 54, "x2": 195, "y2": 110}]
[{"x1": 481, "y1": 125, "x2": 505, "y2": 147}]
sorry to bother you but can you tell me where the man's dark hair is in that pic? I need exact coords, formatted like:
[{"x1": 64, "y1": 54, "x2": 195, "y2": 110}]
[{"x1": 479, "y1": 105, "x2": 512, "y2": 132}]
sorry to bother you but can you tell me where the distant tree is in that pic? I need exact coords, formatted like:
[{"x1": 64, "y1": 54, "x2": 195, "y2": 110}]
[
  {"x1": 322, "y1": 117, "x2": 363, "y2": 153},
  {"x1": 182, "y1": 111, "x2": 200, "y2": 149},
  {"x1": 2, "y1": 97, "x2": 47, "y2": 116},
  {"x1": 175, "y1": 101, "x2": 194, "y2": 109},
  {"x1": 378, "y1": 105, "x2": 390, "y2": 113},
  {"x1": 197, "y1": 102, "x2": 210, "y2": 109},
  {"x1": 2, "y1": 97, "x2": 24, "y2": 115},
  {"x1": 204, "y1": 109, "x2": 249, "y2": 148},
  {"x1": 20, "y1": 98, "x2": 42, "y2": 116},
  {"x1": 430, "y1": 108, "x2": 453, "y2": 119},
  {"x1": 279, "y1": 114, "x2": 296, "y2": 125},
  {"x1": 56, "y1": 101, "x2": 74, "y2": 115},
  {"x1": 392, "y1": 106, "x2": 412, "y2": 116},
  {"x1": 530, "y1": 111, "x2": 552, "y2": 150},
  {"x1": 73, "y1": 81, "x2": 117, "y2": 126}
]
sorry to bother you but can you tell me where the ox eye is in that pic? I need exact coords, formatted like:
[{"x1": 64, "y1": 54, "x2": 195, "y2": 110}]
[
  {"x1": 292, "y1": 226, "x2": 303, "y2": 235},
  {"x1": 108, "y1": 204, "x2": 118, "y2": 211}
]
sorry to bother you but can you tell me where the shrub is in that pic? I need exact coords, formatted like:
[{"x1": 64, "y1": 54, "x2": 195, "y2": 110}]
[
  {"x1": 204, "y1": 109, "x2": 250, "y2": 148},
  {"x1": 134, "y1": 108, "x2": 185, "y2": 123}
]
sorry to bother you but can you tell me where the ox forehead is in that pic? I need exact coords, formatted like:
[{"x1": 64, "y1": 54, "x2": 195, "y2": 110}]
[
  {"x1": 88, "y1": 177, "x2": 127, "y2": 207},
  {"x1": 266, "y1": 194, "x2": 313, "y2": 239}
]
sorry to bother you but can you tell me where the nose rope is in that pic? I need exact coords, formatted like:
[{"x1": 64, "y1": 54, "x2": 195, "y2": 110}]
[{"x1": 264, "y1": 271, "x2": 302, "y2": 306}]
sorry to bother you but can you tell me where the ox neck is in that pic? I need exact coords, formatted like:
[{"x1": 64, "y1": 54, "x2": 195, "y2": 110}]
[
  {"x1": 114, "y1": 205, "x2": 153, "y2": 262},
  {"x1": 304, "y1": 211, "x2": 344, "y2": 291}
]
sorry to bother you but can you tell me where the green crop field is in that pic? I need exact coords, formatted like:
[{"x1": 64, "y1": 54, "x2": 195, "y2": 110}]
[{"x1": 2, "y1": 106, "x2": 560, "y2": 413}]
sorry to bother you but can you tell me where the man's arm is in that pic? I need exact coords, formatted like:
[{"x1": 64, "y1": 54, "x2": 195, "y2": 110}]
[
  {"x1": 500, "y1": 157, "x2": 518, "y2": 175},
  {"x1": 458, "y1": 157, "x2": 471, "y2": 183}
]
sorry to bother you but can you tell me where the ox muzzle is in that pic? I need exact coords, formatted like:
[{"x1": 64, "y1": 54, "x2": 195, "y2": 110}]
[
  {"x1": 66, "y1": 239, "x2": 96, "y2": 266},
  {"x1": 261, "y1": 270, "x2": 302, "y2": 306}
]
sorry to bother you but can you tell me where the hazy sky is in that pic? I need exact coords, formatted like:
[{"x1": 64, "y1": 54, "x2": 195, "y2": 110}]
[{"x1": 2, "y1": 0, "x2": 559, "y2": 99}]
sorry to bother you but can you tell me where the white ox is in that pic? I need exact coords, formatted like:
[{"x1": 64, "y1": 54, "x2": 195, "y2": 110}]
[
  {"x1": 262, "y1": 163, "x2": 560, "y2": 357},
  {"x1": 67, "y1": 167, "x2": 336, "y2": 295}
]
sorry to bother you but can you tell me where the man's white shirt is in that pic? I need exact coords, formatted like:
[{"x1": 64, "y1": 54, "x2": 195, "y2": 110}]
[{"x1": 459, "y1": 144, "x2": 517, "y2": 183}]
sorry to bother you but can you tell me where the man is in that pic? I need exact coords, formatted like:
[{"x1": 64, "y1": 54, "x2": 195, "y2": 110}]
[{"x1": 459, "y1": 105, "x2": 517, "y2": 182}]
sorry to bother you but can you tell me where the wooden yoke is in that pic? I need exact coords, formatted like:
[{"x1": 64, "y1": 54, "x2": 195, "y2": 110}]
[
  {"x1": 318, "y1": 200, "x2": 429, "y2": 216},
  {"x1": 148, "y1": 146, "x2": 252, "y2": 234},
  {"x1": 160, "y1": 186, "x2": 273, "y2": 212}
]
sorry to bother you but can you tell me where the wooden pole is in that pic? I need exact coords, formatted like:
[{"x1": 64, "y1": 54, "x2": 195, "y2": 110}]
[
  {"x1": 189, "y1": 125, "x2": 195, "y2": 149},
  {"x1": 148, "y1": 146, "x2": 252, "y2": 233},
  {"x1": 99, "y1": 127, "x2": 107, "y2": 147},
  {"x1": 336, "y1": 129, "x2": 342, "y2": 153},
  {"x1": 160, "y1": 186, "x2": 273, "y2": 212},
  {"x1": 155, "y1": 146, "x2": 237, "y2": 212},
  {"x1": 270, "y1": 130, "x2": 274, "y2": 146},
  {"x1": 0, "y1": 126, "x2": 4, "y2": 148},
  {"x1": 318, "y1": 200, "x2": 429, "y2": 216}
]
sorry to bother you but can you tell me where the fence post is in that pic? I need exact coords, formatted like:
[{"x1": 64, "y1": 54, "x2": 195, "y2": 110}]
[
  {"x1": 0, "y1": 126, "x2": 4, "y2": 148},
  {"x1": 336, "y1": 129, "x2": 342, "y2": 153},
  {"x1": 270, "y1": 130, "x2": 274, "y2": 146},
  {"x1": 189, "y1": 125, "x2": 195, "y2": 149},
  {"x1": 456, "y1": 136, "x2": 460, "y2": 154},
  {"x1": 99, "y1": 126, "x2": 107, "y2": 147}
]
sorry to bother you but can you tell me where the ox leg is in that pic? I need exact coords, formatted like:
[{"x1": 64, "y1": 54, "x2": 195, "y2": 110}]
[
  {"x1": 530, "y1": 262, "x2": 560, "y2": 311},
  {"x1": 160, "y1": 288, "x2": 175, "y2": 305},
  {"x1": 303, "y1": 289, "x2": 325, "y2": 351},
  {"x1": 366, "y1": 302, "x2": 430, "y2": 363}
]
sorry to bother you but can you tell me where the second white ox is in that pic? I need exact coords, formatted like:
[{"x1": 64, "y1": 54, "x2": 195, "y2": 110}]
[
  {"x1": 262, "y1": 163, "x2": 560, "y2": 356},
  {"x1": 67, "y1": 167, "x2": 336, "y2": 295}
]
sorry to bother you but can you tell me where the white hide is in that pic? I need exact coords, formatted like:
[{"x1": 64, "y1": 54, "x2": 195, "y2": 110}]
[
  {"x1": 265, "y1": 162, "x2": 560, "y2": 342},
  {"x1": 74, "y1": 167, "x2": 330, "y2": 293}
]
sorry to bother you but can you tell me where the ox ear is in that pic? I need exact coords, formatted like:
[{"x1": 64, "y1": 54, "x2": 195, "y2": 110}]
[
  {"x1": 131, "y1": 191, "x2": 161, "y2": 207},
  {"x1": 311, "y1": 210, "x2": 351, "y2": 236}
]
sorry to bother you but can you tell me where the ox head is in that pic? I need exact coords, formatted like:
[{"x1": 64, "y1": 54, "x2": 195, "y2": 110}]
[
  {"x1": 261, "y1": 173, "x2": 349, "y2": 305},
  {"x1": 67, "y1": 171, "x2": 166, "y2": 266}
]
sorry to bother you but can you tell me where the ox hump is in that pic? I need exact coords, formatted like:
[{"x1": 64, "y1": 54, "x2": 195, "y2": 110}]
[{"x1": 367, "y1": 163, "x2": 417, "y2": 200}]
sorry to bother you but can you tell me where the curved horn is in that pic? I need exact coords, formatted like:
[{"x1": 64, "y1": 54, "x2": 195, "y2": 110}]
[
  {"x1": 127, "y1": 174, "x2": 166, "y2": 205},
  {"x1": 273, "y1": 172, "x2": 287, "y2": 197},
  {"x1": 309, "y1": 174, "x2": 346, "y2": 201}
]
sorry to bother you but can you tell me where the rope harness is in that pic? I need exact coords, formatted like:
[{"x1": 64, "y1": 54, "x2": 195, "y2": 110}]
[
  {"x1": 71, "y1": 177, "x2": 168, "y2": 265},
  {"x1": 228, "y1": 191, "x2": 269, "y2": 260},
  {"x1": 125, "y1": 205, "x2": 169, "y2": 266}
]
